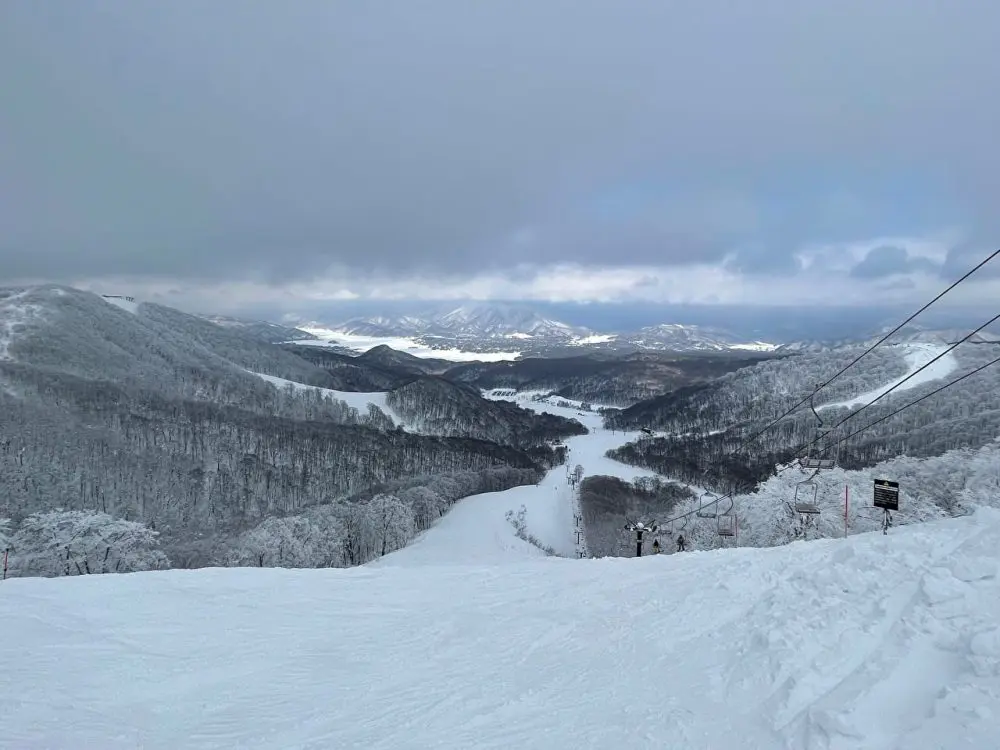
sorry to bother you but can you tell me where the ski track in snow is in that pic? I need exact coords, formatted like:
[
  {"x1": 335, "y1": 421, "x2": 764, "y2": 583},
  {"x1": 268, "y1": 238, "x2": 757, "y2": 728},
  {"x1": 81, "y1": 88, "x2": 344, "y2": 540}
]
[{"x1": 818, "y1": 343, "x2": 959, "y2": 411}]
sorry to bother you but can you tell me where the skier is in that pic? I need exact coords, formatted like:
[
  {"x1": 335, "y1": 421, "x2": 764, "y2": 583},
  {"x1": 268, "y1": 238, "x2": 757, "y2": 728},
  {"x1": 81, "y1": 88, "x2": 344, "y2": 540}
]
[
  {"x1": 652, "y1": 538, "x2": 661, "y2": 554},
  {"x1": 676, "y1": 534, "x2": 686, "y2": 552}
]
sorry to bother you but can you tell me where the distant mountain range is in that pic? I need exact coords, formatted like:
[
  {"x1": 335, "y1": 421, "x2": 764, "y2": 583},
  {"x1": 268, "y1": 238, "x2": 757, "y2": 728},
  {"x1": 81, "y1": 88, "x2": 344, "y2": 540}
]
[
  {"x1": 202, "y1": 302, "x2": 1000, "y2": 358},
  {"x1": 290, "y1": 303, "x2": 782, "y2": 355}
]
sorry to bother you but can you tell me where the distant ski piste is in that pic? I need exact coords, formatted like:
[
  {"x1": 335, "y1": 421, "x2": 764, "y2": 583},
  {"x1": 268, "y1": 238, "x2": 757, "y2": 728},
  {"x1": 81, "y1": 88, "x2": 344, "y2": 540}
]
[
  {"x1": 818, "y1": 342, "x2": 958, "y2": 411},
  {"x1": 374, "y1": 391, "x2": 654, "y2": 566}
]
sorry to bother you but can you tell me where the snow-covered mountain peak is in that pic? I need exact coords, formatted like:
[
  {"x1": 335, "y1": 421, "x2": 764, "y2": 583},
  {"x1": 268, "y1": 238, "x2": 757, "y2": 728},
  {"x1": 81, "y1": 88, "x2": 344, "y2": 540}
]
[
  {"x1": 327, "y1": 303, "x2": 586, "y2": 340},
  {"x1": 630, "y1": 323, "x2": 778, "y2": 352}
]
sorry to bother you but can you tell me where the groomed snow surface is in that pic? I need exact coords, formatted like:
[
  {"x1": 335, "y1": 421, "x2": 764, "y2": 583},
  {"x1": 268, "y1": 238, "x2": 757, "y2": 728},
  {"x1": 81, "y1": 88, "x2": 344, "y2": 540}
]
[
  {"x1": 4, "y1": 388, "x2": 1000, "y2": 748},
  {"x1": 4, "y1": 510, "x2": 999, "y2": 749}
]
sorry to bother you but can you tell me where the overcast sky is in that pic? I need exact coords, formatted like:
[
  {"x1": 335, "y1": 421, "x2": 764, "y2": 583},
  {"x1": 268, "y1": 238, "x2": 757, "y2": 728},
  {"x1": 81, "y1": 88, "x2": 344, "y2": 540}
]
[{"x1": 2, "y1": 1, "x2": 999, "y2": 315}]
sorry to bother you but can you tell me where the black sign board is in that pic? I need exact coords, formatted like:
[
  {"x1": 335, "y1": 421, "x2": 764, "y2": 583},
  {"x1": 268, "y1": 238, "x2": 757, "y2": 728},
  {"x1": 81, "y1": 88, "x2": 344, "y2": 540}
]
[{"x1": 873, "y1": 479, "x2": 899, "y2": 511}]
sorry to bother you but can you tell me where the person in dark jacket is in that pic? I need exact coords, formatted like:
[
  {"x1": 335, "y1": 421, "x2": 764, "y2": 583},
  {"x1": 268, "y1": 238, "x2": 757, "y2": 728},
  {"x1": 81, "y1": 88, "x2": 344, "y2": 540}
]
[{"x1": 676, "y1": 534, "x2": 686, "y2": 552}]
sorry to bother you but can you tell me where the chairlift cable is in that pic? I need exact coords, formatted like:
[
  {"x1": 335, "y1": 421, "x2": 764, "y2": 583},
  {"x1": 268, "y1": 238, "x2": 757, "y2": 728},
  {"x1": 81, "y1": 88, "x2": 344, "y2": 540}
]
[
  {"x1": 737, "y1": 247, "x2": 1000, "y2": 447},
  {"x1": 812, "y1": 352, "x2": 1000, "y2": 456},
  {"x1": 642, "y1": 250, "x2": 1000, "y2": 532},
  {"x1": 655, "y1": 350, "x2": 1000, "y2": 529},
  {"x1": 628, "y1": 250, "x2": 1000, "y2": 525},
  {"x1": 797, "y1": 311, "x2": 1000, "y2": 458}
]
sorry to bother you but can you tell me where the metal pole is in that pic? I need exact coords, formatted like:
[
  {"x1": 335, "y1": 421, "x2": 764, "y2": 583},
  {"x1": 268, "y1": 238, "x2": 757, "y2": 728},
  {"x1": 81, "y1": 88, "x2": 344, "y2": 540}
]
[
  {"x1": 2, "y1": 548, "x2": 8, "y2": 581},
  {"x1": 844, "y1": 484, "x2": 849, "y2": 538},
  {"x1": 635, "y1": 530, "x2": 642, "y2": 558}
]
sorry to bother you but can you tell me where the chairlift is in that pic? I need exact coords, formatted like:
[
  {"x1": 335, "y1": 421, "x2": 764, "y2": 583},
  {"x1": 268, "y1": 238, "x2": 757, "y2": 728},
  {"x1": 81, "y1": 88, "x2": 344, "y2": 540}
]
[
  {"x1": 793, "y1": 475, "x2": 821, "y2": 515},
  {"x1": 717, "y1": 513, "x2": 736, "y2": 537},
  {"x1": 799, "y1": 383, "x2": 839, "y2": 470},
  {"x1": 696, "y1": 490, "x2": 719, "y2": 519}
]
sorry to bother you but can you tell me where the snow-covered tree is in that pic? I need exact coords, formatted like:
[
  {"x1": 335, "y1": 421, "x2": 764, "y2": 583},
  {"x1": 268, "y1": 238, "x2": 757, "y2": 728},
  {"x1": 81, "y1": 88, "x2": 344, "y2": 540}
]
[
  {"x1": 224, "y1": 516, "x2": 334, "y2": 568},
  {"x1": 367, "y1": 494, "x2": 415, "y2": 558},
  {"x1": 7, "y1": 510, "x2": 169, "y2": 578},
  {"x1": 397, "y1": 485, "x2": 445, "y2": 530}
]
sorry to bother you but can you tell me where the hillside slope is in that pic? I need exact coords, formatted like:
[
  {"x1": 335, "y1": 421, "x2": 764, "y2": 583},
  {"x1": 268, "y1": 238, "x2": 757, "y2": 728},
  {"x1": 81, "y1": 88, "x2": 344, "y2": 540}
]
[
  {"x1": 0, "y1": 286, "x2": 569, "y2": 567},
  {"x1": 607, "y1": 342, "x2": 1000, "y2": 491},
  {"x1": 386, "y1": 376, "x2": 588, "y2": 447},
  {"x1": 3, "y1": 510, "x2": 998, "y2": 748},
  {"x1": 1, "y1": 285, "x2": 337, "y2": 391}
]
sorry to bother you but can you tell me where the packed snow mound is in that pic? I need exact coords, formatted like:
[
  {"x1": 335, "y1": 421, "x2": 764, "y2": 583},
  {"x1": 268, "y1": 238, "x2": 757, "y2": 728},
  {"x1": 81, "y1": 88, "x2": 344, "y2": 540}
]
[{"x1": 3, "y1": 509, "x2": 1000, "y2": 748}]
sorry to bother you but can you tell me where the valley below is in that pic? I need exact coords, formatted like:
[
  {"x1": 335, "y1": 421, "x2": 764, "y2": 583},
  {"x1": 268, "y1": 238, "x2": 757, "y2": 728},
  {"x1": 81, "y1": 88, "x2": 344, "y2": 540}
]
[{"x1": 3, "y1": 286, "x2": 1000, "y2": 749}]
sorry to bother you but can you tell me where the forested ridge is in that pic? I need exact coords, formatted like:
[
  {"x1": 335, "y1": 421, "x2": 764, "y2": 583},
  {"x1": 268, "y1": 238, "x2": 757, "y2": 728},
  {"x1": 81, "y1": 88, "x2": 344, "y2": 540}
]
[
  {"x1": 385, "y1": 376, "x2": 588, "y2": 447},
  {"x1": 606, "y1": 343, "x2": 1000, "y2": 494},
  {"x1": 442, "y1": 351, "x2": 773, "y2": 406},
  {"x1": 0, "y1": 286, "x2": 578, "y2": 574}
]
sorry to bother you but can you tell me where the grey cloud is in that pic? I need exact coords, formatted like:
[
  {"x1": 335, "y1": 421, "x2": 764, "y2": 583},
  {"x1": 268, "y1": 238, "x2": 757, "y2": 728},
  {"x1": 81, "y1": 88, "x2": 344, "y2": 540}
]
[
  {"x1": 849, "y1": 245, "x2": 939, "y2": 279},
  {"x1": 938, "y1": 243, "x2": 1000, "y2": 282},
  {"x1": 725, "y1": 244, "x2": 802, "y2": 276},
  {"x1": 1, "y1": 0, "x2": 999, "y2": 286}
]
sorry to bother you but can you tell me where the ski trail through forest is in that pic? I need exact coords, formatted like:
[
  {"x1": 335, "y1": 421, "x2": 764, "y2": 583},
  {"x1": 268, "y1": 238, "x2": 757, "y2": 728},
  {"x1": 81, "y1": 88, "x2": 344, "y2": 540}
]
[
  {"x1": 818, "y1": 343, "x2": 958, "y2": 412},
  {"x1": 378, "y1": 392, "x2": 651, "y2": 565}
]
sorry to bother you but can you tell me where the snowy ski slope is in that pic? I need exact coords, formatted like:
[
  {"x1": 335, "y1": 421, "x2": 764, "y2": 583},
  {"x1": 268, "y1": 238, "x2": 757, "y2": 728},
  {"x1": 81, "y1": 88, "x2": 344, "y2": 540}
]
[
  {"x1": 818, "y1": 343, "x2": 958, "y2": 411},
  {"x1": 4, "y1": 388, "x2": 1000, "y2": 747},
  {"x1": 249, "y1": 371, "x2": 405, "y2": 427},
  {"x1": 3, "y1": 510, "x2": 999, "y2": 748},
  {"x1": 376, "y1": 392, "x2": 654, "y2": 565}
]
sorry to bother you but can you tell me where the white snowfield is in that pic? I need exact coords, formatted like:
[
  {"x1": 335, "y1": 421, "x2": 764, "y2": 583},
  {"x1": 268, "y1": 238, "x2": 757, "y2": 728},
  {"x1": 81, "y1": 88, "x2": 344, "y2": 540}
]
[
  {"x1": 819, "y1": 343, "x2": 958, "y2": 411},
  {"x1": 3, "y1": 509, "x2": 999, "y2": 749}
]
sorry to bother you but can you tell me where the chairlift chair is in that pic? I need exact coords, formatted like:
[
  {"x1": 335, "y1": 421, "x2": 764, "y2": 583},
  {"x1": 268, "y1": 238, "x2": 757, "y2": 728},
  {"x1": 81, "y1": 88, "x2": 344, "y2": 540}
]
[
  {"x1": 793, "y1": 476, "x2": 821, "y2": 515},
  {"x1": 717, "y1": 513, "x2": 736, "y2": 537},
  {"x1": 798, "y1": 384, "x2": 840, "y2": 470},
  {"x1": 696, "y1": 490, "x2": 719, "y2": 519}
]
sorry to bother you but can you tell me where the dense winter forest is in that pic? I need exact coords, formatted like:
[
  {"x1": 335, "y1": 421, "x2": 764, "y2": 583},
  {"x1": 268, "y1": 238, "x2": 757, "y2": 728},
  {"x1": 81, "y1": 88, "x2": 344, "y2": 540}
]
[
  {"x1": 286, "y1": 343, "x2": 451, "y2": 391},
  {"x1": 385, "y1": 377, "x2": 588, "y2": 447},
  {"x1": 0, "y1": 286, "x2": 582, "y2": 573},
  {"x1": 607, "y1": 343, "x2": 1000, "y2": 494},
  {"x1": 443, "y1": 351, "x2": 772, "y2": 406}
]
